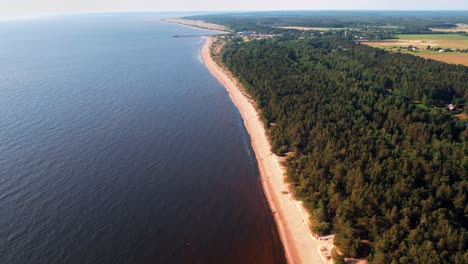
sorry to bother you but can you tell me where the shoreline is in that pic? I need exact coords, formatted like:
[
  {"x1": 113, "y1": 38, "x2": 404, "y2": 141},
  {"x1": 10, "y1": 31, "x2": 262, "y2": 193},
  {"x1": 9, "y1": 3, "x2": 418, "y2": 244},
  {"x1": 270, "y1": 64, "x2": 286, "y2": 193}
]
[
  {"x1": 161, "y1": 18, "x2": 230, "y2": 34},
  {"x1": 200, "y1": 36, "x2": 328, "y2": 264}
]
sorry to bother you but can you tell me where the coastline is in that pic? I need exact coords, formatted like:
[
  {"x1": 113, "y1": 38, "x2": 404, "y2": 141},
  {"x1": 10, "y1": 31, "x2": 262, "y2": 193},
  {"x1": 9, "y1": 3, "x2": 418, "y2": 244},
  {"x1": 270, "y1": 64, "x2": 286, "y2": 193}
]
[
  {"x1": 161, "y1": 18, "x2": 230, "y2": 34},
  {"x1": 200, "y1": 36, "x2": 328, "y2": 264}
]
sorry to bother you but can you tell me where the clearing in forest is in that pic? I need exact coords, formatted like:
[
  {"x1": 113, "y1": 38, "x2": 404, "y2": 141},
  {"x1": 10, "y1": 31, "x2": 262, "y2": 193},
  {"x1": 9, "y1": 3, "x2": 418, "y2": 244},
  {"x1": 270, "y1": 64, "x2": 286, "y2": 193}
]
[
  {"x1": 362, "y1": 34, "x2": 468, "y2": 66},
  {"x1": 430, "y1": 23, "x2": 468, "y2": 33}
]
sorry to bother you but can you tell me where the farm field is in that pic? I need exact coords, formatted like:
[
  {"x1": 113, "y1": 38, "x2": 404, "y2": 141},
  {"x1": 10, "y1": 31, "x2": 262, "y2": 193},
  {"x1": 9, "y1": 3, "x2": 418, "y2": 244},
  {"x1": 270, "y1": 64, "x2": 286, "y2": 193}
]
[
  {"x1": 431, "y1": 23, "x2": 468, "y2": 33},
  {"x1": 397, "y1": 34, "x2": 468, "y2": 40},
  {"x1": 362, "y1": 34, "x2": 468, "y2": 65},
  {"x1": 419, "y1": 53, "x2": 468, "y2": 66},
  {"x1": 363, "y1": 34, "x2": 468, "y2": 49}
]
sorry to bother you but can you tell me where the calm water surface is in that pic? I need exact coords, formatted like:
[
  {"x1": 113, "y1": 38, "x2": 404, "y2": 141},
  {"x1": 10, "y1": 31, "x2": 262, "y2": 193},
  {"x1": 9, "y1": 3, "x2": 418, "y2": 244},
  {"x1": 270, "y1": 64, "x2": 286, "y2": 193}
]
[{"x1": 0, "y1": 14, "x2": 285, "y2": 264}]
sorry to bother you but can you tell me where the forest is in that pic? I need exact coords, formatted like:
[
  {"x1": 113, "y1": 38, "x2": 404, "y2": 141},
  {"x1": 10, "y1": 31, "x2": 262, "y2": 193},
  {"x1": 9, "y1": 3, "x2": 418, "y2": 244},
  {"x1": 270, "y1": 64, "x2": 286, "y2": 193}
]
[
  {"x1": 187, "y1": 11, "x2": 468, "y2": 34},
  {"x1": 219, "y1": 35, "x2": 467, "y2": 263}
]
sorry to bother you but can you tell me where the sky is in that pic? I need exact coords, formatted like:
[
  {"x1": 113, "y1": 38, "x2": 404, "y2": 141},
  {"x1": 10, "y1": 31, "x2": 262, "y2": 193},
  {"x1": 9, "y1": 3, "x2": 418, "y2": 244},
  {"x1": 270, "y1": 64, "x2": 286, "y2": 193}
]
[{"x1": 1, "y1": 0, "x2": 467, "y2": 18}]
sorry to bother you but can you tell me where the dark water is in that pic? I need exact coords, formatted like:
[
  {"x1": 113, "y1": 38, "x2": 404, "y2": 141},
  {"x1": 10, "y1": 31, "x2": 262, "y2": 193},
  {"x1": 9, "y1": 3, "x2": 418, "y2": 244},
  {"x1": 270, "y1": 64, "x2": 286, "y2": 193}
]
[{"x1": 0, "y1": 14, "x2": 285, "y2": 264}]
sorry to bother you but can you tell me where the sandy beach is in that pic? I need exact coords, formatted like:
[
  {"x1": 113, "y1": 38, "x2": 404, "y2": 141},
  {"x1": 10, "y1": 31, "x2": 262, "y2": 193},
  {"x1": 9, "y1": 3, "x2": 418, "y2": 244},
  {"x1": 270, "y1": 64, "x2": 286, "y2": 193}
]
[
  {"x1": 162, "y1": 18, "x2": 230, "y2": 34},
  {"x1": 201, "y1": 37, "x2": 328, "y2": 264}
]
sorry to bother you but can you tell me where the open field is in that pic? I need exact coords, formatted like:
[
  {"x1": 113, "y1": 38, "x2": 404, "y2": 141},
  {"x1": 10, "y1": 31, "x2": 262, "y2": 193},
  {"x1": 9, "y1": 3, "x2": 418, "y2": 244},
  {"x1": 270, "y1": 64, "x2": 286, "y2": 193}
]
[
  {"x1": 398, "y1": 34, "x2": 468, "y2": 40},
  {"x1": 364, "y1": 34, "x2": 468, "y2": 49},
  {"x1": 395, "y1": 34, "x2": 468, "y2": 49},
  {"x1": 419, "y1": 53, "x2": 468, "y2": 66},
  {"x1": 362, "y1": 34, "x2": 468, "y2": 66},
  {"x1": 431, "y1": 23, "x2": 468, "y2": 33}
]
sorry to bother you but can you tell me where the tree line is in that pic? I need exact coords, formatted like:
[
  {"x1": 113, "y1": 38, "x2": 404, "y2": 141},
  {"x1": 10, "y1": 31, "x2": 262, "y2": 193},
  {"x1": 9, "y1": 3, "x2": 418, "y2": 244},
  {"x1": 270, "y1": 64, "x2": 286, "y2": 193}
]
[
  {"x1": 187, "y1": 11, "x2": 468, "y2": 34},
  {"x1": 220, "y1": 36, "x2": 467, "y2": 263}
]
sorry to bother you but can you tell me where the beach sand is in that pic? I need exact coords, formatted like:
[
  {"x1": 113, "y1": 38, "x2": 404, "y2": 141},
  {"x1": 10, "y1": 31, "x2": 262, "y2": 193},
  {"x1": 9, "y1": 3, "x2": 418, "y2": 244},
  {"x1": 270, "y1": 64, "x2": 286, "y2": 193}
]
[
  {"x1": 162, "y1": 18, "x2": 230, "y2": 34},
  {"x1": 201, "y1": 36, "x2": 329, "y2": 264}
]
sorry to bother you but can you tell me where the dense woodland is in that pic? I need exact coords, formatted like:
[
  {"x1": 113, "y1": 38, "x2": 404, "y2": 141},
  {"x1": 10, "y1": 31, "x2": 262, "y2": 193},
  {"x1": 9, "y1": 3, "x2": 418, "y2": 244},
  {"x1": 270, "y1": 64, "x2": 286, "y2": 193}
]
[
  {"x1": 187, "y1": 11, "x2": 468, "y2": 35},
  {"x1": 220, "y1": 35, "x2": 467, "y2": 263}
]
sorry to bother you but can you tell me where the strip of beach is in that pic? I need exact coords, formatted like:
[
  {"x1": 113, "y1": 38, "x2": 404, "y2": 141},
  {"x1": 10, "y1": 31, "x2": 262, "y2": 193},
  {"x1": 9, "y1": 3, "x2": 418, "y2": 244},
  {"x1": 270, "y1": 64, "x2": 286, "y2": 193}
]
[
  {"x1": 165, "y1": 18, "x2": 332, "y2": 264},
  {"x1": 162, "y1": 18, "x2": 230, "y2": 34},
  {"x1": 202, "y1": 36, "x2": 328, "y2": 264}
]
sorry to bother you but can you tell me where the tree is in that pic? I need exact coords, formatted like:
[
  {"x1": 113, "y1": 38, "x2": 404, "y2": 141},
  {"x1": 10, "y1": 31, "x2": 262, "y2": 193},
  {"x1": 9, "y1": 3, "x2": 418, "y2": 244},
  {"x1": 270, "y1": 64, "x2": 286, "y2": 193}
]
[{"x1": 334, "y1": 222, "x2": 362, "y2": 258}]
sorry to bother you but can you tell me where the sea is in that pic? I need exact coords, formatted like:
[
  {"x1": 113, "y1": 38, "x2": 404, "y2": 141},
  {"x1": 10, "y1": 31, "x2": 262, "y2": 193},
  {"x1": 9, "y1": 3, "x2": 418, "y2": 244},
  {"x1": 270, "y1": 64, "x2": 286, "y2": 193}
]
[{"x1": 0, "y1": 13, "x2": 285, "y2": 264}]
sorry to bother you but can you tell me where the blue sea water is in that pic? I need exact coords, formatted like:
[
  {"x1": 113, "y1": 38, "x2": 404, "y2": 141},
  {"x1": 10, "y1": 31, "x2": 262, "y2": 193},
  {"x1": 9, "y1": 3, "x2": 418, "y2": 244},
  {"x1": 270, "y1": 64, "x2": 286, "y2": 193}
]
[{"x1": 0, "y1": 13, "x2": 285, "y2": 264}]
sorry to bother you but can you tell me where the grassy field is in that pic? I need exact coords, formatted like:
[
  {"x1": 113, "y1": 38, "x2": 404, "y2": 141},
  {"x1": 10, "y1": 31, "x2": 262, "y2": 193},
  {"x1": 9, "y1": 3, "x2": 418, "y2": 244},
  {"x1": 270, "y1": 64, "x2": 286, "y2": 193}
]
[
  {"x1": 362, "y1": 34, "x2": 468, "y2": 66},
  {"x1": 394, "y1": 34, "x2": 468, "y2": 49},
  {"x1": 431, "y1": 23, "x2": 468, "y2": 33},
  {"x1": 419, "y1": 53, "x2": 468, "y2": 66},
  {"x1": 413, "y1": 102, "x2": 430, "y2": 111},
  {"x1": 397, "y1": 34, "x2": 468, "y2": 40},
  {"x1": 363, "y1": 34, "x2": 468, "y2": 50}
]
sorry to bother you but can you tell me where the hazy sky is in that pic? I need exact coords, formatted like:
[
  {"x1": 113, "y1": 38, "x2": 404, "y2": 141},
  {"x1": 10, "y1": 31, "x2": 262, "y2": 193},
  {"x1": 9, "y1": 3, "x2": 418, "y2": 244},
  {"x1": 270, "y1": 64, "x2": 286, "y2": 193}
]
[{"x1": 1, "y1": 0, "x2": 468, "y2": 18}]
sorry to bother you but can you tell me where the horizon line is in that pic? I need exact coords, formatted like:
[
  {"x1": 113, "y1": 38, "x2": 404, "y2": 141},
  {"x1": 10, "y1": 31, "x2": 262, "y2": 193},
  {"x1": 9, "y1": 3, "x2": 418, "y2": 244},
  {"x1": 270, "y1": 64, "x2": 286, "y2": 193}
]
[{"x1": 1, "y1": 9, "x2": 467, "y2": 21}]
